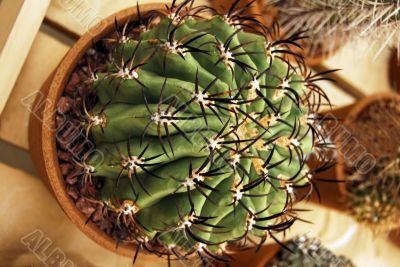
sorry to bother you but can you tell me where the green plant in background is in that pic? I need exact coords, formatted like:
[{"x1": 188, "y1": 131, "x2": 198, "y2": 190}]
[
  {"x1": 274, "y1": 0, "x2": 400, "y2": 57},
  {"x1": 268, "y1": 235, "x2": 354, "y2": 267},
  {"x1": 347, "y1": 150, "x2": 400, "y2": 233},
  {"x1": 78, "y1": 0, "x2": 331, "y2": 264}
]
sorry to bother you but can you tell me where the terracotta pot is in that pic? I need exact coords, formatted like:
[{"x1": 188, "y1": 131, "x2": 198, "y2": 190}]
[
  {"x1": 335, "y1": 93, "x2": 400, "y2": 246},
  {"x1": 389, "y1": 229, "x2": 400, "y2": 248},
  {"x1": 215, "y1": 243, "x2": 281, "y2": 267},
  {"x1": 294, "y1": 105, "x2": 353, "y2": 211},
  {"x1": 28, "y1": 3, "x2": 167, "y2": 261},
  {"x1": 335, "y1": 92, "x2": 400, "y2": 189},
  {"x1": 389, "y1": 48, "x2": 400, "y2": 93},
  {"x1": 297, "y1": 93, "x2": 400, "y2": 212}
]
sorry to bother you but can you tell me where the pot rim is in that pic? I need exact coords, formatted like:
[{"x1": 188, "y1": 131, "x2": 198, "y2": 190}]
[{"x1": 30, "y1": 3, "x2": 167, "y2": 259}]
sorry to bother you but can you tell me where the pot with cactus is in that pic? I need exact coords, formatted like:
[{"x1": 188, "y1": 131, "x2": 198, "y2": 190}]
[
  {"x1": 304, "y1": 93, "x2": 400, "y2": 241},
  {"x1": 29, "y1": 1, "x2": 334, "y2": 265}
]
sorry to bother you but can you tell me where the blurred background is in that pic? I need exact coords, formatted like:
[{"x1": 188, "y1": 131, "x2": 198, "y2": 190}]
[{"x1": 0, "y1": 0, "x2": 399, "y2": 266}]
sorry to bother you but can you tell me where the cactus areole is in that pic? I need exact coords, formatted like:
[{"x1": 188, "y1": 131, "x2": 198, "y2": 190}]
[{"x1": 69, "y1": 1, "x2": 331, "y2": 264}]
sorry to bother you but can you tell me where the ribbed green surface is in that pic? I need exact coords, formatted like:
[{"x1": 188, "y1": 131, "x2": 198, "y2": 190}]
[{"x1": 85, "y1": 9, "x2": 316, "y2": 253}]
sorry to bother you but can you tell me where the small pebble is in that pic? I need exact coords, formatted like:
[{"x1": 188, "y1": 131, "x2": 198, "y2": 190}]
[
  {"x1": 60, "y1": 163, "x2": 73, "y2": 176},
  {"x1": 65, "y1": 72, "x2": 80, "y2": 96},
  {"x1": 92, "y1": 208, "x2": 104, "y2": 222},
  {"x1": 55, "y1": 115, "x2": 65, "y2": 129},
  {"x1": 58, "y1": 150, "x2": 72, "y2": 162},
  {"x1": 66, "y1": 173, "x2": 78, "y2": 185},
  {"x1": 57, "y1": 96, "x2": 74, "y2": 114},
  {"x1": 66, "y1": 185, "x2": 79, "y2": 200},
  {"x1": 76, "y1": 197, "x2": 96, "y2": 218}
]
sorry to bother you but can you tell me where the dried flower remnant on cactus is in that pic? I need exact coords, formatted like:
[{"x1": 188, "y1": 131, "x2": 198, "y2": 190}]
[{"x1": 59, "y1": 0, "x2": 334, "y2": 265}]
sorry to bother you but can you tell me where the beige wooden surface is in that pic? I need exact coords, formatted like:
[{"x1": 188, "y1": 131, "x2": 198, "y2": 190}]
[
  {"x1": 0, "y1": 0, "x2": 398, "y2": 266},
  {"x1": 324, "y1": 39, "x2": 394, "y2": 95},
  {"x1": 0, "y1": 162, "x2": 162, "y2": 267},
  {"x1": 0, "y1": 25, "x2": 72, "y2": 150},
  {"x1": 46, "y1": 0, "x2": 211, "y2": 37},
  {"x1": 0, "y1": 0, "x2": 25, "y2": 51},
  {"x1": 0, "y1": 0, "x2": 50, "y2": 115}
]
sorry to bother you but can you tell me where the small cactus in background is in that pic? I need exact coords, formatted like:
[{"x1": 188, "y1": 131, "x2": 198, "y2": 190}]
[
  {"x1": 268, "y1": 235, "x2": 354, "y2": 267},
  {"x1": 274, "y1": 0, "x2": 400, "y2": 57},
  {"x1": 72, "y1": 0, "x2": 332, "y2": 264},
  {"x1": 347, "y1": 151, "x2": 400, "y2": 233}
]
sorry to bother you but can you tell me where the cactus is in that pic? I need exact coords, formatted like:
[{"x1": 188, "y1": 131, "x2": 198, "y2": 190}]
[
  {"x1": 268, "y1": 235, "x2": 354, "y2": 267},
  {"x1": 275, "y1": 0, "x2": 400, "y2": 58},
  {"x1": 75, "y1": 0, "x2": 331, "y2": 264},
  {"x1": 347, "y1": 151, "x2": 400, "y2": 233}
]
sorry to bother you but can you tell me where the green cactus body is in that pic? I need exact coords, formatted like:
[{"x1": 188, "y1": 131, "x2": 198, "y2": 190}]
[{"x1": 78, "y1": 1, "x2": 328, "y2": 263}]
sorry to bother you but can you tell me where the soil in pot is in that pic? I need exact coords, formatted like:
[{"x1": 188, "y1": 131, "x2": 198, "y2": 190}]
[{"x1": 56, "y1": 38, "x2": 126, "y2": 242}]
